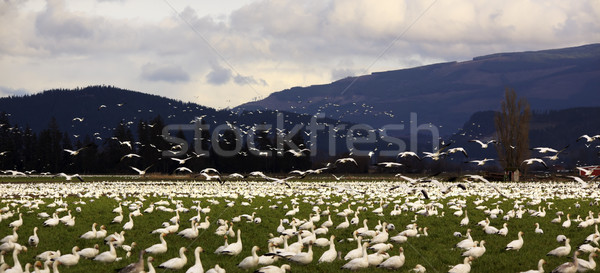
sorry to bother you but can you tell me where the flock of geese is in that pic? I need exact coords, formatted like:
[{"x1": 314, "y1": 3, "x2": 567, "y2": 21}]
[{"x1": 0, "y1": 173, "x2": 599, "y2": 273}]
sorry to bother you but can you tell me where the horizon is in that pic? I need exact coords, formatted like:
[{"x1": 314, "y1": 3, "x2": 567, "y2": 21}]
[{"x1": 1, "y1": 0, "x2": 599, "y2": 108}]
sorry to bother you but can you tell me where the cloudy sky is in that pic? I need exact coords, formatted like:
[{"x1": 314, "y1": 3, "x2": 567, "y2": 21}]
[{"x1": 1, "y1": 0, "x2": 598, "y2": 108}]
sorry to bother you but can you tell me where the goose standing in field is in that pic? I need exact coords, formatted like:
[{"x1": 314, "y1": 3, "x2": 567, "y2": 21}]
[
  {"x1": 146, "y1": 257, "x2": 155, "y2": 273},
  {"x1": 185, "y1": 247, "x2": 204, "y2": 273},
  {"x1": 77, "y1": 244, "x2": 99, "y2": 259},
  {"x1": 36, "y1": 250, "x2": 60, "y2": 261},
  {"x1": 341, "y1": 242, "x2": 369, "y2": 270},
  {"x1": 367, "y1": 249, "x2": 389, "y2": 267},
  {"x1": 483, "y1": 220, "x2": 499, "y2": 234},
  {"x1": 547, "y1": 238, "x2": 571, "y2": 257},
  {"x1": 497, "y1": 223, "x2": 509, "y2": 236},
  {"x1": 563, "y1": 214, "x2": 572, "y2": 228},
  {"x1": 318, "y1": 235, "x2": 337, "y2": 263},
  {"x1": 113, "y1": 211, "x2": 124, "y2": 224},
  {"x1": 254, "y1": 264, "x2": 291, "y2": 273},
  {"x1": 55, "y1": 246, "x2": 80, "y2": 266},
  {"x1": 336, "y1": 216, "x2": 350, "y2": 229},
  {"x1": 8, "y1": 213, "x2": 22, "y2": 228},
  {"x1": 535, "y1": 223, "x2": 544, "y2": 234},
  {"x1": 238, "y1": 245, "x2": 259, "y2": 269},
  {"x1": 123, "y1": 213, "x2": 134, "y2": 230},
  {"x1": 220, "y1": 229, "x2": 242, "y2": 256},
  {"x1": 449, "y1": 256, "x2": 473, "y2": 273},
  {"x1": 117, "y1": 250, "x2": 145, "y2": 273},
  {"x1": 178, "y1": 220, "x2": 199, "y2": 239},
  {"x1": 344, "y1": 235, "x2": 364, "y2": 260},
  {"x1": 5, "y1": 246, "x2": 26, "y2": 273},
  {"x1": 551, "y1": 251, "x2": 579, "y2": 273},
  {"x1": 145, "y1": 233, "x2": 167, "y2": 254},
  {"x1": 377, "y1": 246, "x2": 405, "y2": 270},
  {"x1": 460, "y1": 211, "x2": 469, "y2": 226},
  {"x1": 159, "y1": 247, "x2": 187, "y2": 270},
  {"x1": 577, "y1": 252, "x2": 597, "y2": 272},
  {"x1": 455, "y1": 229, "x2": 473, "y2": 249},
  {"x1": 505, "y1": 231, "x2": 524, "y2": 251},
  {"x1": 519, "y1": 259, "x2": 546, "y2": 273},
  {"x1": 80, "y1": 223, "x2": 98, "y2": 239},
  {"x1": 214, "y1": 236, "x2": 229, "y2": 254},
  {"x1": 94, "y1": 241, "x2": 117, "y2": 262},
  {"x1": 95, "y1": 225, "x2": 107, "y2": 239},
  {"x1": 288, "y1": 242, "x2": 313, "y2": 265},
  {"x1": 462, "y1": 240, "x2": 486, "y2": 258},
  {"x1": 1, "y1": 227, "x2": 18, "y2": 243},
  {"x1": 28, "y1": 227, "x2": 39, "y2": 247}
]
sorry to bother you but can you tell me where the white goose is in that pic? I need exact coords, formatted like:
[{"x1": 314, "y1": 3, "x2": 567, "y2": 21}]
[
  {"x1": 42, "y1": 213, "x2": 59, "y2": 227},
  {"x1": 237, "y1": 245, "x2": 260, "y2": 269},
  {"x1": 185, "y1": 246, "x2": 204, "y2": 273},
  {"x1": 577, "y1": 252, "x2": 597, "y2": 272},
  {"x1": 77, "y1": 244, "x2": 99, "y2": 259},
  {"x1": 80, "y1": 223, "x2": 98, "y2": 239},
  {"x1": 159, "y1": 247, "x2": 187, "y2": 270},
  {"x1": 146, "y1": 257, "x2": 156, "y2": 273},
  {"x1": 318, "y1": 235, "x2": 336, "y2": 263},
  {"x1": 288, "y1": 242, "x2": 313, "y2": 265},
  {"x1": 123, "y1": 213, "x2": 134, "y2": 230},
  {"x1": 341, "y1": 242, "x2": 369, "y2": 270},
  {"x1": 336, "y1": 216, "x2": 350, "y2": 229},
  {"x1": 112, "y1": 211, "x2": 124, "y2": 224},
  {"x1": 460, "y1": 210, "x2": 469, "y2": 226},
  {"x1": 505, "y1": 231, "x2": 524, "y2": 251},
  {"x1": 519, "y1": 259, "x2": 545, "y2": 273},
  {"x1": 562, "y1": 214, "x2": 572, "y2": 228},
  {"x1": 497, "y1": 223, "x2": 508, "y2": 236},
  {"x1": 254, "y1": 264, "x2": 291, "y2": 273},
  {"x1": 449, "y1": 257, "x2": 473, "y2": 273},
  {"x1": 377, "y1": 246, "x2": 405, "y2": 270},
  {"x1": 55, "y1": 246, "x2": 80, "y2": 266},
  {"x1": 344, "y1": 235, "x2": 364, "y2": 260},
  {"x1": 178, "y1": 220, "x2": 199, "y2": 239},
  {"x1": 547, "y1": 238, "x2": 571, "y2": 257},
  {"x1": 535, "y1": 223, "x2": 544, "y2": 234},
  {"x1": 220, "y1": 229, "x2": 242, "y2": 256},
  {"x1": 462, "y1": 240, "x2": 486, "y2": 258},
  {"x1": 95, "y1": 225, "x2": 107, "y2": 239},
  {"x1": 8, "y1": 213, "x2": 23, "y2": 228},
  {"x1": 27, "y1": 227, "x2": 40, "y2": 247},
  {"x1": 145, "y1": 233, "x2": 168, "y2": 254},
  {"x1": 93, "y1": 241, "x2": 117, "y2": 263},
  {"x1": 1, "y1": 227, "x2": 18, "y2": 243},
  {"x1": 5, "y1": 246, "x2": 26, "y2": 273}
]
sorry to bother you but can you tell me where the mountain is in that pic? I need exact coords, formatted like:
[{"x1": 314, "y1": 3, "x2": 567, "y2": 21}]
[{"x1": 236, "y1": 43, "x2": 600, "y2": 135}]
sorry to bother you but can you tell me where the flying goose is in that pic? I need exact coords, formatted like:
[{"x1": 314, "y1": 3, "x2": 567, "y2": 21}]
[
  {"x1": 130, "y1": 165, "x2": 153, "y2": 178},
  {"x1": 469, "y1": 139, "x2": 498, "y2": 149}
]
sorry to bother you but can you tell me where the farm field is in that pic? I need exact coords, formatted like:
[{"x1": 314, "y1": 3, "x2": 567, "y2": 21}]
[{"x1": 0, "y1": 177, "x2": 599, "y2": 273}]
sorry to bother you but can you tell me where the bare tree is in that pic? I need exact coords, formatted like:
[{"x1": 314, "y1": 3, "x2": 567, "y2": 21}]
[{"x1": 495, "y1": 88, "x2": 531, "y2": 181}]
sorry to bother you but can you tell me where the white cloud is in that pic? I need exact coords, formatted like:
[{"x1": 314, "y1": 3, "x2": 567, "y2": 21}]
[{"x1": 141, "y1": 63, "x2": 190, "y2": 83}]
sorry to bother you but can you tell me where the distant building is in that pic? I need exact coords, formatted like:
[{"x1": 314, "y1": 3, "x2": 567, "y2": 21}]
[{"x1": 578, "y1": 165, "x2": 600, "y2": 176}]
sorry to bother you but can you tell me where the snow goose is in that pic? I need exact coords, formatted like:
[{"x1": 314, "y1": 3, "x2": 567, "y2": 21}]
[
  {"x1": 117, "y1": 250, "x2": 144, "y2": 273},
  {"x1": 214, "y1": 236, "x2": 229, "y2": 254},
  {"x1": 577, "y1": 244, "x2": 598, "y2": 253},
  {"x1": 80, "y1": 223, "x2": 98, "y2": 239},
  {"x1": 336, "y1": 216, "x2": 350, "y2": 229},
  {"x1": 28, "y1": 227, "x2": 39, "y2": 247},
  {"x1": 95, "y1": 225, "x2": 107, "y2": 239},
  {"x1": 55, "y1": 246, "x2": 80, "y2": 266},
  {"x1": 36, "y1": 250, "x2": 60, "y2": 261},
  {"x1": 497, "y1": 223, "x2": 508, "y2": 236},
  {"x1": 577, "y1": 252, "x2": 597, "y2": 272},
  {"x1": 94, "y1": 241, "x2": 117, "y2": 263},
  {"x1": 377, "y1": 246, "x2": 405, "y2": 270},
  {"x1": 77, "y1": 244, "x2": 99, "y2": 259},
  {"x1": 8, "y1": 213, "x2": 22, "y2": 228},
  {"x1": 185, "y1": 247, "x2": 204, "y2": 273},
  {"x1": 367, "y1": 249, "x2": 389, "y2": 267},
  {"x1": 563, "y1": 214, "x2": 572, "y2": 228},
  {"x1": 258, "y1": 243, "x2": 278, "y2": 265},
  {"x1": 535, "y1": 223, "x2": 544, "y2": 234},
  {"x1": 220, "y1": 229, "x2": 242, "y2": 256},
  {"x1": 123, "y1": 213, "x2": 134, "y2": 230},
  {"x1": 483, "y1": 220, "x2": 499, "y2": 234},
  {"x1": 288, "y1": 242, "x2": 313, "y2": 265},
  {"x1": 505, "y1": 231, "x2": 524, "y2": 251},
  {"x1": 449, "y1": 256, "x2": 473, "y2": 273},
  {"x1": 370, "y1": 223, "x2": 389, "y2": 244},
  {"x1": 551, "y1": 251, "x2": 579, "y2": 273},
  {"x1": 178, "y1": 220, "x2": 199, "y2": 239},
  {"x1": 460, "y1": 211, "x2": 469, "y2": 226},
  {"x1": 159, "y1": 247, "x2": 187, "y2": 270},
  {"x1": 5, "y1": 246, "x2": 26, "y2": 273},
  {"x1": 519, "y1": 259, "x2": 545, "y2": 273},
  {"x1": 238, "y1": 245, "x2": 260, "y2": 269},
  {"x1": 255, "y1": 264, "x2": 291, "y2": 273},
  {"x1": 369, "y1": 243, "x2": 393, "y2": 253},
  {"x1": 42, "y1": 213, "x2": 59, "y2": 227},
  {"x1": 344, "y1": 235, "x2": 364, "y2": 260},
  {"x1": 318, "y1": 235, "x2": 336, "y2": 263},
  {"x1": 145, "y1": 233, "x2": 168, "y2": 254},
  {"x1": 462, "y1": 240, "x2": 486, "y2": 258},
  {"x1": 112, "y1": 211, "x2": 124, "y2": 224},
  {"x1": 1, "y1": 227, "x2": 18, "y2": 244},
  {"x1": 547, "y1": 238, "x2": 571, "y2": 257},
  {"x1": 146, "y1": 257, "x2": 155, "y2": 273},
  {"x1": 341, "y1": 242, "x2": 369, "y2": 271}
]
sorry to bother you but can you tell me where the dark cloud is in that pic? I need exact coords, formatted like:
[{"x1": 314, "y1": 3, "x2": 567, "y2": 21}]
[
  {"x1": 35, "y1": 0, "x2": 94, "y2": 40},
  {"x1": 141, "y1": 63, "x2": 190, "y2": 83},
  {"x1": 206, "y1": 64, "x2": 232, "y2": 85}
]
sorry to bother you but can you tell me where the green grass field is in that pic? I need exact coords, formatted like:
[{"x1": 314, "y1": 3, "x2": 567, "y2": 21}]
[{"x1": 0, "y1": 176, "x2": 598, "y2": 272}]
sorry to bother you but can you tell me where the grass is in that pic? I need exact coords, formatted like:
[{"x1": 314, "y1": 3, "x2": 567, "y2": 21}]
[{"x1": 0, "y1": 177, "x2": 598, "y2": 272}]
